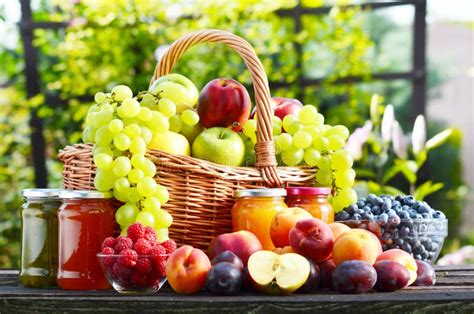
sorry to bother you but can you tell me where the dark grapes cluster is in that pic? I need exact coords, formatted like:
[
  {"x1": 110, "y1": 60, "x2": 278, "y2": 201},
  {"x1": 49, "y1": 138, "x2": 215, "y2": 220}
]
[{"x1": 335, "y1": 194, "x2": 448, "y2": 263}]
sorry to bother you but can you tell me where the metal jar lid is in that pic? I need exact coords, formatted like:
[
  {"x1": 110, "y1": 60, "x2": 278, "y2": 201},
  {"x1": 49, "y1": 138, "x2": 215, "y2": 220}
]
[
  {"x1": 286, "y1": 187, "x2": 332, "y2": 196},
  {"x1": 58, "y1": 190, "x2": 113, "y2": 199},
  {"x1": 234, "y1": 188, "x2": 287, "y2": 198},
  {"x1": 22, "y1": 189, "x2": 64, "y2": 198}
]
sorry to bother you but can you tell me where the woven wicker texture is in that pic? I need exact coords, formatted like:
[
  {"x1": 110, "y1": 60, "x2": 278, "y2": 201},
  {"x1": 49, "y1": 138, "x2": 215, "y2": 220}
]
[{"x1": 59, "y1": 29, "x2": 317, "y2": 249}]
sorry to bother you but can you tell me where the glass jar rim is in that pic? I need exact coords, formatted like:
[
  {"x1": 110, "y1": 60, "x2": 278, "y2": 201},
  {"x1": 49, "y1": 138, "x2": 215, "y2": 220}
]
[
  {"x1": 58, "y1": 190, "x2": 112, "y2": 199},
  {"x1": 286, "y1": 187, "x2": 332, "y2": 196},
  {"x1": 234, "y1": 188, "x2": 287, "y2": 198},
  {"x1": 22, "y1": 188, "x2": 65, "y2": 198}
]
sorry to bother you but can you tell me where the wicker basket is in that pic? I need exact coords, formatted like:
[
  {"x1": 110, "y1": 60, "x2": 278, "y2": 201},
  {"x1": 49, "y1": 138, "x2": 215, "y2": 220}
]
[{"x1": 58, "y1": 29, "x2": 317, "y2": 250}]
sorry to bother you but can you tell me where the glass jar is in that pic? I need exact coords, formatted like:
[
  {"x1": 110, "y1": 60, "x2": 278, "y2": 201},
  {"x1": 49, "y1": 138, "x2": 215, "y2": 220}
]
[
  {"x1": 57, "y1": 190, "x2": 115, "y2": 290},
  {"x1": 231, "y1": 189, "x2": 288, "y2": 250},
  {"x1": 286, "y1": 187, "x2": 334, "y2": 223},
  {"x1": 20, "y1": 189, "x2": 62, "y2": 287}
]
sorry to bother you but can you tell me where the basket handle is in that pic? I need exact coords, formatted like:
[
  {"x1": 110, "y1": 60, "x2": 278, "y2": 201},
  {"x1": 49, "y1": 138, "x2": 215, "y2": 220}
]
[{"x1": 150, "y1": 29, "x2": 282, "y2": 187}]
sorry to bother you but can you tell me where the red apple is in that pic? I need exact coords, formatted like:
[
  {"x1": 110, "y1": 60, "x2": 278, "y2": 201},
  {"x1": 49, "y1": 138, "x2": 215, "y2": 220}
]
[
  {"x1": 197, "y1": 78, "x2": 251, "y2": 131},
  {"x1": 251, "y1": 97, "x2": 303, "y2": 120}
]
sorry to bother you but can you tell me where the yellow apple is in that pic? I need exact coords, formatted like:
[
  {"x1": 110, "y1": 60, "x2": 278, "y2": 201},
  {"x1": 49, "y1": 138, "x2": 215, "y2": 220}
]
[{"x1": 149, "y1": 131, "x2": 190, "y2": 156}]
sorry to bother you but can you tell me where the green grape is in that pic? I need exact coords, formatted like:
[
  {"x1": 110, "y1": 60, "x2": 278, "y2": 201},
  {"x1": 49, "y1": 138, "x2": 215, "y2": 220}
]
[
  {"x1": 131, "y1": 154, "x2": 147, "y2": 169},
  {"x1": 115, "y1": 203, "x2": 139, "y2": 226},
  {"x1": 95, "y1": 125, "x2": 114, "y2": 146},
  {"x1": 119, "y1": 97, "x2": 140, "y2": 118},
  {"x1": 331, "y1": 149, "x2": 353, "y2": 169},
  {"x1": 112, "y1": 156, "x2": 132, "y2": 177},
  {"x1": 281, "y1": 147, "x2": 304, "y2": 166},
  {"x1": 88, "y1": 104, "x2": 100, "y2": 114},
  {"x1": 140, "y1": 93, "x2": 155, "y2": 108},
  {"x1": 130, "y1": 137, "x2": 146, "y2": 155},
  {"x1": 148, "y1": 111, "x2": 169, "y2": 133},
  {"x1": 135, "y1": 211, "x2": 155, "y2": 227},
  {"x1": 315, "y1": 168, "x2": 332, "y2": 186},
  {"x1": 282, "y1": 114, "x2": 297, "y2": 133},
  {"x1": 304, "y1": 148, "x2": 321, "y2": 166},
  {"x1": 313, "y1": 136, "x2": 329, "y2": 151},
  {"x1": 94, "y1": 168, "x2": 116, "y2": 191},
  {"x1": 113, "y1": 133, "x2": 131, "y2": 151},
  {"x1": 140, "y1": 159, "x2": 156, "y2": 177},
  {"x1": 141, "y1": 126, "x2": 153, "y2": 144},
  {"x1": 288, "y1": 121, "x2": 302, "y2": 135},
  {"x1": 153, "y1": 209, "x2": 173, "y2": 229},
  {"x1": 112, "y1": 148, "x2": 123, "y2": 158},
  {"x1": 85, "y1": 112, "x2": 97, "y2": 126},
  {"x1": 181, "y1": 110, "x2": 199, "y2": 126},
  {"x1": 93, "y1": 153, "x2": 113, "y2": 170},
  {"x1": 137, "y1": 177, "x2": 157, "y2": 197},
  {"x1": 326, "y1": 125, "x2": 350, "y2": 140},
  {"x1": 114, "y1": 177, "x2": 130, "y2": 192},
  {"x1": 154, "y1": 81, "x2": 188, "y2": 108},
  {"x1": 272, "y1": 124, "x2": 282, "y2": 136},
  {"x1": 314, "y1": 113, "x2": 325, "y2": 125},
  {"x1": 128, "y1": 168, "x2": 144, "y2": 184},
  {"x1": 138, "y1": 107, "x2": 152, "y2": 122},
  {"x1": 337, "y1": 187, "x2": 358, "y2": 206},
  {"x1": 248, "y1": 133, "x2": 257, "y2": 144},
  {"x1": 124, "y1": 124, "x2": 142, "y2": 138},
  {"x1": 158, "y1": 98, "x2": 177, "y2": 118},
  {"x1": 328, "y1": 135, "x2": 345, "y2": 150},
  {"x1": 93, "y1": 146, "x2": 113, "y2": 157},
  {"x1": 316, "y1": 155, "x2": 332, "y2": 170},
  {"x1": 143, "y1": 196, "x2": 161, "y2": 211},
  {"x1": 169, "y1": 115, "x2": 183, "y2": 133},
  {"x1": 113, "y1": 188, "x2": 129, "y2": 203},
  {"x1": 92, "y1": 111, "x2": 113, "y2": 128},
  {"x1": 293, "y1": 131, "x2": 312, "y2": 149},
  {"x1": 155, "y1": 228, "x2": 169, "y2": 242},
  {"x1": 127, "y1": 187, "x2": 142, "y2": 203},
  {"x1": 276, "y1": 133, "x2": 293, "y2": 151},
  {"x1": 298, "y1": 105, "x2": 318, "y2": 125},
  {"x1": 334, "y1": 169, "x2": 356, "y2": 188},
  {"x1": 108, "y1": 119, "x2": 124, "y2": 134},
  {"x1": 82, "y1": 127, "x2": 96, "y2": 143},
  {"x1": 243, "y1": 119, "x2": 257, "y2": 137},
  {"x1": 100, "y1": 103, "x2": 114, "y2": 113},
  {"x1": 111, "y1": 85, "x2": 133, "y2": 102},
  {"x1": 272, "y1": 116, "x2": 282, "y2": 127},
  {"x1": 155, "y1": 184, "x2": 169, "y2": 204}
]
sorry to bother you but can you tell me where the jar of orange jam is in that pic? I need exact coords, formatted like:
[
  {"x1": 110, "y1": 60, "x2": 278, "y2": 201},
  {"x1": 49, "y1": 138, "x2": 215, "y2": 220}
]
[
  {"x1": 57, "y1": 190, "x2": 115, "y2": 290},
  {"x1": 231, "y1": 189, "x2": 287, "y2": 250},
  {"x1": 286, "y1": 187, "x2": 334, "y2": 223}
]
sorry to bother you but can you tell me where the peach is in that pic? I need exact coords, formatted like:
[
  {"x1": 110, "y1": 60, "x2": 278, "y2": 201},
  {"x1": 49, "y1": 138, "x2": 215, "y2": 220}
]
[
  {"x1": 376, "y1": 249, "x2": 418, "y2": 285},
  {"x1": 289, "y1": 218, "x2": 334, "y2": 263},
  {"x1": 270, "y1": 207, "x2": 312, "y2": 247},
  {"x1": 208, "y1": 230, "x2": 263, "y2": 265},
  {"x1": 332, "y1": 228, "x2": 382, "y2": 266},
  {"x1": 273, "y1": 246, "x2": 294, "y2": 255},
  {"x1": 165, "y1": 245, "x2": 211, "y2": 294},
  {"x1": 328, "y1": 222, "x2": 351, "y2": 241}
]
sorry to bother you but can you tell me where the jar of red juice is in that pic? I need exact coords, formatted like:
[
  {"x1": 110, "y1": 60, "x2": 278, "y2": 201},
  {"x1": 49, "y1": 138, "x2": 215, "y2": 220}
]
[
  {"x1": 57, "y1": 190, "x2": 115, "y2": 290},
  {"x1": 286, "y1": 187, "x2": 334, "y2": 223}
]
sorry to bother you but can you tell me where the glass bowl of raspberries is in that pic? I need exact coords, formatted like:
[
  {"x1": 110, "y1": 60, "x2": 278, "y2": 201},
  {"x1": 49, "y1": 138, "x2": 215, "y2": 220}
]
[
  {"x1": 335, "y1": 194, "x2": 448, "y2": 264},
  {"x1": 97, "y1": 223, "x2": 177, "y2": 293}
]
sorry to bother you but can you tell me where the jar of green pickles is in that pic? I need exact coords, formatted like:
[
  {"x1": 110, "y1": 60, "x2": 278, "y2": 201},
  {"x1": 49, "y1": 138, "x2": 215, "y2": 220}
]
[{"x1": 20, "y1": 189, "x2": 62, "y2": 287}]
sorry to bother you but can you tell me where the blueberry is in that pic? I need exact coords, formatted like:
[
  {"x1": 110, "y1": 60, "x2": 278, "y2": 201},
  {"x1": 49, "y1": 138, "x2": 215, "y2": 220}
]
[
  {"x1": 362, "y1": 206, "x2": 372, "y2": 213},
  {"x1": 434, "y1": 210, "x2": 446, "y2": 219},
  {"x1": 404, "y1": 196, "x2": 415, "y2": 206},
  {"x1": 388, "y1": 215, "x2": 401, "y2": 226},
  {"x1": 393, "y1": 205, "x2": 402, "y2": 213},
  {"x1": 382, "y1": 244, "x2": 388, "y2": 251},
  {"x1": 336, "y1": 211, "x2": 351, "y2": 221},
  {"x1": 408, "y1": 210, "x2": 418, "y2": 219},
  {"x1": 402, "y1": 242, "x2": 412, "y2": 253},
  {"x1": 418, "y1": 203, "x2": 430, "y2": 214},
  {"x1": 395, "y1": 195, "x2": 404, "y2": 202},
  {"x1": 352, "y1": 213, "x2": 362, "y2": 221},
  {"x1": 386, "y1": 209, "x2": 397, "y2": 217},
  {"x1": 413, "y1": 201, "x2": 422, "y2": 210},
  {"x1": 362, "y1": 211, "x2": 374, "y2": 220},
  {"x1": 421, "y1": 250, "x2": 429, "y2": 260},
  {"x1": 392, "y1": 245, "x2": 400, "y2": 250},
  {"x1": 372, "y1": 197, "x2": 383, "y2": 206},
  {"x1": 367, "y1": 194, "x2": 376, "y2": 202},
  {"x1": 394, "y1": 238, "x2": 404, "y2": 246},
  {"x1": 399, "y1": 210, "x2": 410, "y2": 219},
  {"x1": 347, "y1": 204, "x2": 357, "y2": 215},
  {"x1": 377, "y1": 213, "x2": 388, "y2": 225},
  {"x1": 422, "y1": 212, "x2": 432, "y2": 219},
  {"x1": 415, "y1": 254, "x2": 422, "y2": 260},
  {"x1": 381, "y1": 199, "x2": 392, "y2": 211},
  {"x1": 402, "y1": 205, "x2": 410, "y2": 211},
  {"x1": 356, "y1": 200, "x2": 365, "y2": 208},
  {"x1": 371, "y1": 206, "x2": 382, "y2": 215},
  {"x1": 391, "y1": 201, "x2": 401, "y2": 208},
  {"x1": 355, "y1": 208, "x2": 365, "y2": 215},
  {"x1": 400, "y1": 226, "x2": 410, "y2": 237},
  {"x1": 415, "y1": 214, "x2": 423, "y2": 220}
]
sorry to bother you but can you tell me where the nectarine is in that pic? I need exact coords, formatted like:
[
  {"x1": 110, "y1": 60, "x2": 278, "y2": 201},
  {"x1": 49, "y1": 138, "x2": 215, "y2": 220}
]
[
  {"x1": 332, "y1": 228, "x2": 382, "y2": 265},
  {"x1": 376, "y1": 249, "x2": 418, "y2": 285},
  {"x1": 208, "y1": 230, "x2": 263, "y2": 265},
  {"x1": 270, "y1": 207, "x2": 312, "y2": 247},
  {"x1": 289, "y1": 218, "x2": 334, "y2": 263},
  {"x1": 328, "y1": 222, "x2": 351, "y2": 241}
]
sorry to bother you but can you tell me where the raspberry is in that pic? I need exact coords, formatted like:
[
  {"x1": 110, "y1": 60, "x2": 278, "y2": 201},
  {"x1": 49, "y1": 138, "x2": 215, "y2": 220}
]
[
  {"x1": 127, "y1": 223, "x2": 146, "y2": 242},
  {"x1": 101, "y1": 247, "x2": 116, "y2": 267},
  {"x1": 134, "y1": 238, "x2": 152, "y2": 255},
  {"x1": 153, "y1": 258, "x2": 167, "y2": 278},
  {"x1": 117, "y1": 249, "x2": 138, "y2": 267},
  {"x1": 135, "y1": 257, "x2": 152, "y2": 275},
  {"x1": 101, "y1": 237, "x2": 116, "y2": 250},
  {"x1": 113, "y1": 262, "x2": 132, "y2": 279},
  {"x1": 144, "y1": 227, "x2": 157, "y2": 244},
  {"x1": 161, "y1": 240, "x2": 177, "y2": 254},
  {"x1": 149, "y1": 244, "x2": 166, "y2": 256},
  {"x1": 102, "y1": 246, "x2": 115, "y2": 255},
  {"x1": 115, "y1": 236, "x2": 133, "y2": 252},
  {"x1": 130, "y1": 270, "x2": 148, "y2": 288}
]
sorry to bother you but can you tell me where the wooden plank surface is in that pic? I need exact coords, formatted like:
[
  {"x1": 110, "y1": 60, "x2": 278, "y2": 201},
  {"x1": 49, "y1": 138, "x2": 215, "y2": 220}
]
[{"x1": 1, "y1": 266, "x2": 473, "y2": 313}]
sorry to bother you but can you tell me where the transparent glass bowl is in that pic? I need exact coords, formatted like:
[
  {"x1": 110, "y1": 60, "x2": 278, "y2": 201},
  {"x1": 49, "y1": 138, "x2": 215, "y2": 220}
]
[
  {"x1": 338, "y1": 218, "x2": 448, "y2": 264},
  {"x1": 97, "y1": 253, "x2": 169, "y2": 294}
]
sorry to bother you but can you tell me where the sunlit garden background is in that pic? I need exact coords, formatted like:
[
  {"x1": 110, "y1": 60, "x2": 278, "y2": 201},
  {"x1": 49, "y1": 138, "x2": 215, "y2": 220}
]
[{"x1": 1, "y1": 0, "x2": 473, "y2": 268}]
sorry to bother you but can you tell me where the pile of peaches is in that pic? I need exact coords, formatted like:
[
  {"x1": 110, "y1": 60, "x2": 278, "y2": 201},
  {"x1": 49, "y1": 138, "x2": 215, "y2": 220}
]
[{"x1": 165, "y1": 208, "x2": 435, "y2": 295}]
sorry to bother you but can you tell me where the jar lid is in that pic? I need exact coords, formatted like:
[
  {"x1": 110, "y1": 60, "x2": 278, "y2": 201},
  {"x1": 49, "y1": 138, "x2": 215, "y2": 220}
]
[
  {"x1": 22, "y1": 189, "x2": 64, "y2": 198},
  {"x1": 286, "y1": 187, "x2": 332, "y2": 196},
  {"x1": 234, "y1": 188, "x2": 287, "y2": 198},
  {"x1": 58, "y1": 190, "x2": 113, "y2": 199}
]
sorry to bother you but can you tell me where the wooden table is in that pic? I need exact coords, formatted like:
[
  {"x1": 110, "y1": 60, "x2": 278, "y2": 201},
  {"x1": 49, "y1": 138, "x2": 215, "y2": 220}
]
[{"x1": 1, "y1": 266, "x2": 473, "y2": 313}]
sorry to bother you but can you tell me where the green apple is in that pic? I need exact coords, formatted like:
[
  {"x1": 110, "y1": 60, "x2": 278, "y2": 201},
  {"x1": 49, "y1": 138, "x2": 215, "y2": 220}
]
[
  {"x1": 192, "y1": 127, "x2": 245, "y2": 166},
  {"x1": 149, "y1": 131, "x2": 190, "y2": 156},
  {"x1": 247, "y1": 250, "x2": 310, "y2": 295},
  {"x1": 149, "y1": 73, "x2": 199, "y2": 113},
  {"x1": 238, "y1": 133, "x2": 256, "y2": 166}
]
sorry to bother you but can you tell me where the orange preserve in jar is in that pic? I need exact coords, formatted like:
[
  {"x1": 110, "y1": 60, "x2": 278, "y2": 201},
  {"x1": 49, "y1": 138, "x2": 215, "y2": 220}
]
[
  {"x1": 231, "y1": 189, "x2": 287, "y2": 250},
  {"x1": 57, "y1": 190, "x2": 115, "y2": 290},
  {"x1": 286, "y1": 187, "x2": 334, "y2": 223}
]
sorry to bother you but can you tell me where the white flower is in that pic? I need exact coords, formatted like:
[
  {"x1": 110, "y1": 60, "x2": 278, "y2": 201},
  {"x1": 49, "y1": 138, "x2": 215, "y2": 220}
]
[
  {"x1": 345, "y1": 121, "x2": 373, "y2": 160},
  {"x1": 392, "y1": 121, "x2": 407, "y2": 159},
  {"x1": 370, "y1": 94, "x2": 379, "y2": 124},
  {"x1": 381, "y1": 104, "x2": 395, "y2": 143},
  {"x1": 411, "y1": 115, "x2": 426, "y2": 155}
]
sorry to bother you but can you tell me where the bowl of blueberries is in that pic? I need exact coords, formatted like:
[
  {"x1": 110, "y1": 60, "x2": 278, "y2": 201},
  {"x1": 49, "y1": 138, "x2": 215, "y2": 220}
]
[{"x1": 335, "y1": 194, "x2": 447, "y2": 264}]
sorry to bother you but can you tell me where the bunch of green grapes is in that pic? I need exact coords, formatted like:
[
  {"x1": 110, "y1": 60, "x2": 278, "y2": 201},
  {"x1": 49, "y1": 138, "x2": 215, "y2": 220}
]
[
  {"x1": 241, "y1": 105, "x2": 357, "y2": 212},
  {"x1": 83, "y1": 85, "x2": 174, "y2": 240}
]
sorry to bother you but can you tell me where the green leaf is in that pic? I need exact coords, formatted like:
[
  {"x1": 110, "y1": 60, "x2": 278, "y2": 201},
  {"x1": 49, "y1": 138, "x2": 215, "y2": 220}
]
[
  {"x1": 413, "y1": 181, "x2": 444, "y2": 200},
  {"x1": 382, "y1": 185, "x2": 406, "y2": 196},
  {"x1": 400, "y1": 162, "x2": 417, "y2": 184},
  {"x1": 425, "y1": 129, "x2": 453, "y2": 151},
  {"x1": 415, "y1": 149, "x2": 427, "y2": 168},
  {"x1": 353, "y1": 168, "x2": 377, "y2": 179},
  {"x1": 382, "y1": 164, "x2": 403, "y2": 184}
]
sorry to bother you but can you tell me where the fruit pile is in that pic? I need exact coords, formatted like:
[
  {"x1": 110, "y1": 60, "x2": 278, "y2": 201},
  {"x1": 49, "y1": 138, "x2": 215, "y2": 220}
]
[
  {"x1": 99, "y1": 223, "x2": 177, "y2": 291},
  {"x1": 335, "y1": 194, "x2": 448, "y2": 263}
]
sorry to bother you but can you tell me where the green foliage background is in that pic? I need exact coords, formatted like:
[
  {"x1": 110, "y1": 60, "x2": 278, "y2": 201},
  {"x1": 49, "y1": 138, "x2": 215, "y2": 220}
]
[{"x1": 0, "y1": 0, "x2": 465, "y2": 267}]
